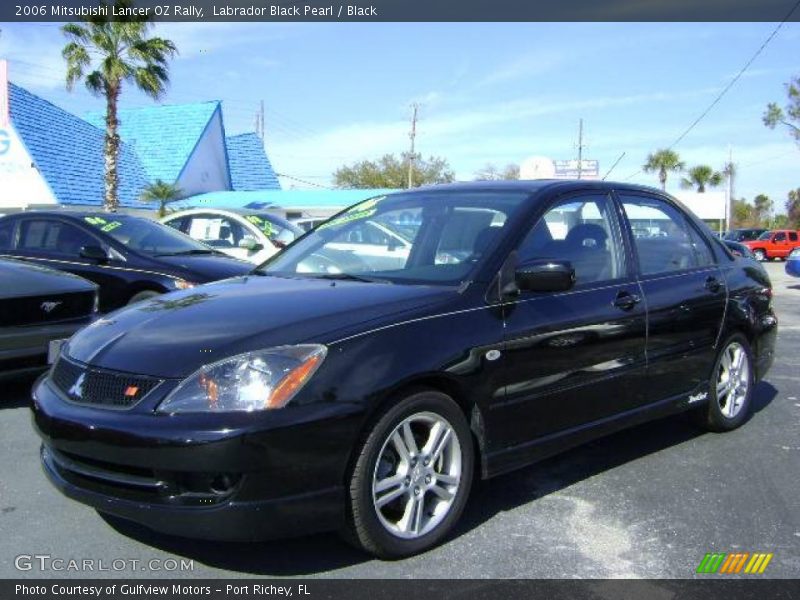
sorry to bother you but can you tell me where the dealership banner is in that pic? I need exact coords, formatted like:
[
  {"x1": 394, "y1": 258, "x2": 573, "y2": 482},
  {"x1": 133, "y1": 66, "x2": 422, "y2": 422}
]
[
  {"x1": 4, "y1": 0, "x2": 800, "y2": 22},
  {"x1": 5, "y1": 580, "x2": 800, "y2": 600}
]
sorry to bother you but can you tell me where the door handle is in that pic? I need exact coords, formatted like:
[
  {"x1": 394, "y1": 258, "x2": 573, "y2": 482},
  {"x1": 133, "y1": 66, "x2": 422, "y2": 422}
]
[
  {"x1": 705, "y1": 276, "x2": 722, "y2": 293},
  {"x1": 613, "y1": 291, "x2": 641, "y2": 311}
]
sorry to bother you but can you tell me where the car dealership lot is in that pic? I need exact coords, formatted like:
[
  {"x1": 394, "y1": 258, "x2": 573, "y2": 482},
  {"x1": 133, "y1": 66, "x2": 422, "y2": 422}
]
[{"x1": 1, "y1": 261, "x2": 798, "y2": 579}]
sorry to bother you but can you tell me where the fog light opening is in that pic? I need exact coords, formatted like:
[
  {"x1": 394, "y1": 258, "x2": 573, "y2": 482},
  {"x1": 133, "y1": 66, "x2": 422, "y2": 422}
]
[{"x1": 209, "y1": 474, "x2": 237, "y2": 495}]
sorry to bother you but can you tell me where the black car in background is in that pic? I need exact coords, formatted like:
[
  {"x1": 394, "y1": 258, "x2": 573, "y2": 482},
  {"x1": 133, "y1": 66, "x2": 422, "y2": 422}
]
[
  {"x1": 722, "y1": 239, "x2": 757, "y2": 259},
  {"x1": 0, "y1": 212, "x2": 253, "y2": 312},
  {"x1": 32, "y1": 182, "x2": 777, "y2": 558},
  {"x1": 1, "y1": 258, "x2": 97, "y2": 378},
  {"x1": 723, "y1": 228, "x2": 768, "y2": 242}
]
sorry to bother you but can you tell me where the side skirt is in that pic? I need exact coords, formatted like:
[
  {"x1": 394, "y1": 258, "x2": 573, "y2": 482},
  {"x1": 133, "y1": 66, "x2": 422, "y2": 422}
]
[{"x1": 484, "y1": 386, "x2": 709, "y2": 478}]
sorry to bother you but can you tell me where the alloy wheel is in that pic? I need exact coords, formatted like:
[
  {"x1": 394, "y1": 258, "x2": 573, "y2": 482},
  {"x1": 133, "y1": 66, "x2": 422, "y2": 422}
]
[
  {"x1": 371, "y1": 411, "x2": 462, "y2": 539},
  {"x1": 716, "y1": 341, "x2": 750, "y2": 419}
]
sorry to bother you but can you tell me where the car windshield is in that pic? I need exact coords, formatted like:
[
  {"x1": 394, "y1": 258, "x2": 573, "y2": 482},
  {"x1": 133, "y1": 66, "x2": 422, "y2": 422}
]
[
  {"x1": 243, "y1": 213, "x2": 303, "y2": 244},
  {"x1": 257, "y1": 191, "x2": 530, "y2": 285},
  {"x1": 757, "y1": 231, "x2": 773, "y2": 240},
  {"x1": 82, "y1": 215, "x2": 212, "y2": 256}
]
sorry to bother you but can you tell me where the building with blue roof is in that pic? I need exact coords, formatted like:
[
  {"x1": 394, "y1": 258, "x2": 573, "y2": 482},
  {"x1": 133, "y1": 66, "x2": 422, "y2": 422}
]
[{"x1": 0, "y1": 63, "x2": 281, "y2": 212}]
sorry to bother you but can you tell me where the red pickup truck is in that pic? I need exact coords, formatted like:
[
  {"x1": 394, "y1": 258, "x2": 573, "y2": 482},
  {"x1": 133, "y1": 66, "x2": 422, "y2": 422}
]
[{"x1": 742, "y1": 229, "x2": 800, "y2": 261}]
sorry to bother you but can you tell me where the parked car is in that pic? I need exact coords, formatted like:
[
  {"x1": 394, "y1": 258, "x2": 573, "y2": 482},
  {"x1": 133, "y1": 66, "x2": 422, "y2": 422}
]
[
  {"x1": 742, "y1": 229, "x2": 800, "y2": 261},
  {"x1": 163, "y1": 208, "x2": 303, "y2": 265},
  {"x1": 722, "y1": 240, "x2": 756, "y2": 260},
  {"x1": 786, "y1": 247, "x2": 800, "y2": 277},
  {"x1": 723, "y1": 228, "x2": 768, "y2": 243},
  {"x1": 292, "y1": 217, "x2": 329, "y2": 232},
  {"x1": 0, "y1": 212, "x2": 253, "y2": 312},
  {"x1": 1, "y1": 258, "x2": 97, "y2": 379},
  {"x1": 32, "y1": 181, "x2": 776, "y2": 558}
]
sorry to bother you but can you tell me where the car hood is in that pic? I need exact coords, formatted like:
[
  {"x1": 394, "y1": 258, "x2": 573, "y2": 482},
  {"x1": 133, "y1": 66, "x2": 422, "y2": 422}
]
[
  {"x1": 66, "y1": 275, "x2": 456, "y2": 378},
  {"x1": 0, "y1": 257, "x2": 96, "y2": 297},
  {"x1": 150, "y1": 253, "x2": 253, "y2": 282}
]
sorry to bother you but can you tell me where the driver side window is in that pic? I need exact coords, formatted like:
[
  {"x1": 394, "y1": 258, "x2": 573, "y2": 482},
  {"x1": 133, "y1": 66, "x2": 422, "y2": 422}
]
[{"x1": 516, "y1": 194, "x2": 623, "y2": 287}]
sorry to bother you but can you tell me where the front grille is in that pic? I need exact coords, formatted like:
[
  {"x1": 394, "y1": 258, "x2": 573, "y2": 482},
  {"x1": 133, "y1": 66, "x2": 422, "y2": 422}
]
[
  {"x1": 0, "y1": 291, "x2": 95, "y2": 327},
  {"x1": 50, "y1": 356, "x2": 163, "y2": 409}
]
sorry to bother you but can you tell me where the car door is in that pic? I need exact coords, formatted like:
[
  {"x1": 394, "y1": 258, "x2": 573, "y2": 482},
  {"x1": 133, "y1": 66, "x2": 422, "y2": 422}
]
[
  {"x1": 12, "y1": 217, "x2": 130, "y2": 311},
  {"x1": 616, "y1": 192, "x2": 726, "y2": 401},
  {"x1": 494, "y1": 191, "x2": 648, "y2": 450}
]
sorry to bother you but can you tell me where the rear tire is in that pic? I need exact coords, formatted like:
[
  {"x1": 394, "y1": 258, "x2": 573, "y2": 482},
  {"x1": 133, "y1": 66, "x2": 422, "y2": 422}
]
[
  {"x1": 343, "y1": 390, "x2": 474, "y2": 559},
  {"x1": 696, "y1": 334, "x2": 754, "y2": 432}
]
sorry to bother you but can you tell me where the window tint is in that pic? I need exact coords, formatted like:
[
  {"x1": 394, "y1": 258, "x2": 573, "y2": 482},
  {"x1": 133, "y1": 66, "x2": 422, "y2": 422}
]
[
  {"x1": 517, "y1": 194, "x2": 621, "y2": 286},
  {"x1": 790, "y1": 232, "x2": 798, "y2": 242},
  {"x1": 619, "y1": 195, "x2": 708, "y2": 275},
  {"x1": 19, "y1": 220, "x2": 97, "y2": 256}
]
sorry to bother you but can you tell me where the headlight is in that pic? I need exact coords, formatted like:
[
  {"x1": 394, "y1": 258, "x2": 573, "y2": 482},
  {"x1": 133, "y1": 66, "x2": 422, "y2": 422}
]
[
  {"x1": 156, "y1": 345, "x2": 327, "y2": 413},
  {"x1": 173, "y1": 279, "x2": 196, "y2": 290}
]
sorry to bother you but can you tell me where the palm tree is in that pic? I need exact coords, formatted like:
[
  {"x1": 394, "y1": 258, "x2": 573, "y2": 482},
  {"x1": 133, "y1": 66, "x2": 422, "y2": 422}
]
[
  {"x1": 680, "y1": 165, "x2": 723, "y2": 193},
  {"x1": 643, "y1": 149, "x2": 684, "y2": 191},
  {"x1": 140, "y1": 180, "x2": 183, "y2": 217},
  {"x1": 62, "y1": 1, "x2": 177, "y2": 211}
]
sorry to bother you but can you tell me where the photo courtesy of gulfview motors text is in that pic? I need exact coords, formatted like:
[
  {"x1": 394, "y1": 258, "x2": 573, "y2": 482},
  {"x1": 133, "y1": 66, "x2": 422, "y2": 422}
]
[{"x1": 0, "y1": 0, "x2": 799, "y2": 597}]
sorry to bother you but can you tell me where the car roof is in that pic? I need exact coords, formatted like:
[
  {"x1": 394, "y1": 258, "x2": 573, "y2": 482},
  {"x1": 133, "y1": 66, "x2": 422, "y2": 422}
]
[
  {"x1": 398, "y1": 179, "x2": 666, "y2": 196},
  {"x1": 7, "y1": 211, "x2": 139, "y2": 220}
]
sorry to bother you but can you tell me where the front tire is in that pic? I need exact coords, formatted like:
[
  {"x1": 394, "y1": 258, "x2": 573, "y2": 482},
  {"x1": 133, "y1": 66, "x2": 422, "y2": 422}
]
[
  {"x1": 127, "y1": 290, "x2": 161, "y2": 305},
  {"x1": 344, "y1": 390, "x2": 474, "y2": 558},
  {"x1": 753, "y1": 249, "x2": 766, "y2": 261},
  {"x1": 697, "y1": 334, "x2": 754, "y2": 432}
]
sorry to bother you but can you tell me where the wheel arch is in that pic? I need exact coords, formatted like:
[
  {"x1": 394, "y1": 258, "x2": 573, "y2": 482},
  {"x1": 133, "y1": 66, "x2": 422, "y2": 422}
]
[{"x1": 345, "y1": 373, "x2": 489, "y2": 487}]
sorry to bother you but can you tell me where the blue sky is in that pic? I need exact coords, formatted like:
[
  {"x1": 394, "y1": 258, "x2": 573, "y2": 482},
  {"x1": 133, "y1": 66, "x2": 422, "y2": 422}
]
[{"x1": 1, "y1": 22, "x2": 798, "y2": 208}]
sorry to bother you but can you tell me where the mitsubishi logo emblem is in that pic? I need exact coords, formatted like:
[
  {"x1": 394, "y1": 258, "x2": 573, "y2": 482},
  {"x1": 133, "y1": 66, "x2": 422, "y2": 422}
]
[
  {"x1": 41, "y1": 301, "x2": 62, "y2": 313},
  {"x1": 68, "y1": 373, "x2": 86, "y2": 400}
]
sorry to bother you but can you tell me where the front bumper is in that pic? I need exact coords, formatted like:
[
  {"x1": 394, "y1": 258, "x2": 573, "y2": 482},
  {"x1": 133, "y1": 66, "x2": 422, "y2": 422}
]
[
  {"x1": 0, "y1": 318, "x2": 90, "y2": 378},
  {"x1": 32, "y1": 376, "x2": 363, "y2": 541}
]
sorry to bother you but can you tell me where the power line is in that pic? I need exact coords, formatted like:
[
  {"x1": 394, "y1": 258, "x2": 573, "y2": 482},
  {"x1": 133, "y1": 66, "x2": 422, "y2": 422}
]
[
  {"x1": 274, "y1": 172, "x2": 333, "y2": 189},
  {"x1": 624, "y1": 2, "x2": 800, "y2": 181}
]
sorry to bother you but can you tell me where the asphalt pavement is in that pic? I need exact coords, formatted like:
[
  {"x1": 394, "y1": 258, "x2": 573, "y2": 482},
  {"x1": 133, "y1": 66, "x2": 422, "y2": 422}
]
[{"x1": 1, "y1": 261, "x2": 798, "y2": 579}]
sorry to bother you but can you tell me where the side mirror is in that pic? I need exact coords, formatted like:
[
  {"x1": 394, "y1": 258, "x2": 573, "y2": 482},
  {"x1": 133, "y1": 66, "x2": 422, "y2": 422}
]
[
  {"x1": 515, "y1": 259, "x2": 575, "y2": 293},
  {"x1": 238, "y1": 237, "x2": 264, "y2": 252},
  {"x1": 79, "y1": 245, "x2": 109, "y2": 262}
]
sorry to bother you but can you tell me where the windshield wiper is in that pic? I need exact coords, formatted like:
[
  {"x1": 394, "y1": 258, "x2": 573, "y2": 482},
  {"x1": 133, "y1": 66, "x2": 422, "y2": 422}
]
[
  {"x1": 154, "y1": 249, "x2": 220, "y2": 257},
  {"x1": 310, "y1": 272, "x2": 393, "y2": 284}
]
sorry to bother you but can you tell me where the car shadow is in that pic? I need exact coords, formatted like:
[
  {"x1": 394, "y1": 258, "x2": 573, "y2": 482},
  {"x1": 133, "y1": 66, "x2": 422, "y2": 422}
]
[
  {"x1": 101, "y1": 381, "x2": 777, "y2": 576},
  {"x1": 0, "y1": 373, "x2": 40, "y2": 410}
]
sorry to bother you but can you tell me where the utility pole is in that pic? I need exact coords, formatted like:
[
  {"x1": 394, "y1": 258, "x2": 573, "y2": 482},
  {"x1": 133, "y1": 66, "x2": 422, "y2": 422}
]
[
  {"x1": 255, "y1": 101, "x2": 265, "y2": 141},
  {"x1": 576, "y1": 118, "x2": 584, "y2": 180},
  {"x1": 407, "y1": 103, "x2": 419, "y2": 189},
  {"x1": 726, "y1": 145, "x2": 734, "y2": 232}
]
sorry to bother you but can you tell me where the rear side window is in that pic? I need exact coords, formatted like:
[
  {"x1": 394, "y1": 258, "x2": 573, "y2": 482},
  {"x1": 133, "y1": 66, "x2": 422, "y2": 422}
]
[
  {"x1": 0, "y1": 219, "x2": 13, "y2": 251},
  {"x1": 789, "y1": 232, "x2": 798, "y2": 242},
  {"x1": 775, "y1": 232, "x2": 786, "y2": 242},
  {"x1": 619, "y1": 195, "x2": 711, "y2": 275}
]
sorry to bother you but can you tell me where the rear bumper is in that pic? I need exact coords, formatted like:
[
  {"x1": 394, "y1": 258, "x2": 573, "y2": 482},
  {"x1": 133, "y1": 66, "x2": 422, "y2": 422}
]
[{"x1": 32, "y1": 376, "x2": 363, "y2": 541}]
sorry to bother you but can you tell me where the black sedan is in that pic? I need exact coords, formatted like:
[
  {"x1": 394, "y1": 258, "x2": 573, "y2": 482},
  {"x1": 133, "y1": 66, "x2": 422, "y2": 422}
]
[
  {"x1": 0, "y1": 212, "x2": 253, "y2": 312},
  {"x1": 31, "y1": 181, "x2": 777, "y2": 558},
  {"x1": 1, "y1": 258, "x2": 97, "y2": 378}
]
